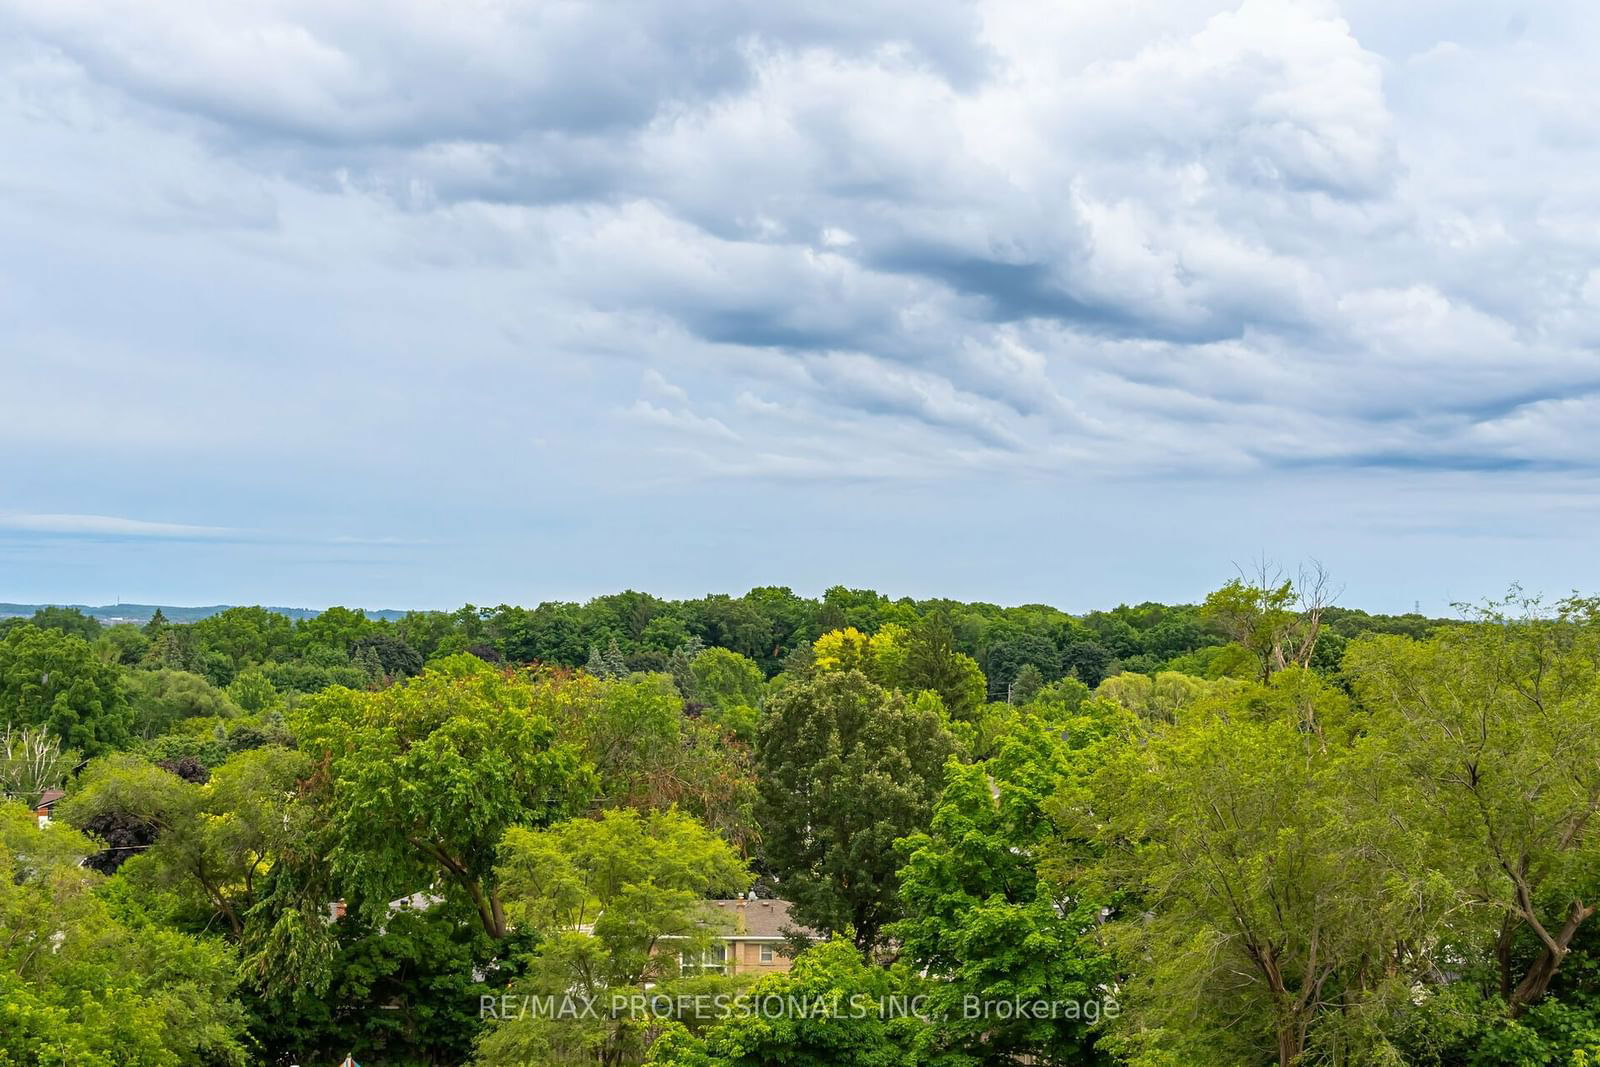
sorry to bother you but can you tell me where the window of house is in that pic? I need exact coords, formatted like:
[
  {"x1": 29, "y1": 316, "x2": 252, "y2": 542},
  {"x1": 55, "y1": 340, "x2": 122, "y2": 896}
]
[
  {"x1": 759, "y1": 945, "x2": 774, "y2": 963},
  {"x1": 681, "y1": 943, "x2": 729, "y2": 975}
]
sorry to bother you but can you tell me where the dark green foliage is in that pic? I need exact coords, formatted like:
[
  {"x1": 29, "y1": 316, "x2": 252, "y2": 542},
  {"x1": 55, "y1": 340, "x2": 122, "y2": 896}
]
[
  {"x1": 584, "y1": 637, "x2": 629, "y2": 680},
  {"x1": 493, "y1": 602, "x2": 587, "y2": 665},
  {"x1": 740, "y1": 585, "x2": 815, "y2": 672},
  {"x1": 192, "y1": 605, "x2": 295, "y2": 669},
  {"x1": 393, "y1": 609, "x2": 458, "y2": 659},
  {"x1": 77, "y1": 805, "x2": 159, "y2": 874},
  {"x1": 816, "y1": 585, "x2": 897, "y2": 634},
  {"x1": 135, "y1": 711, "x2": 292, "y2": 768},
  {"x1": 252, "y1": 904, "x2": 520, "y2": 1067},
  {"x1": 124, "y1": 668, "x2": 239, "y2": 738},
  {"x1": 0, "y1": 623, "x2": 132, "y2": 754},
  {"x1": 756, "y1": 670, "x2": 954, "y2": 951},
  {"x1": 1008, "y1": 661, "x2": 1045, "y2": 703},
  {"x1": 293, "y1": 605, "x2": 377, "y2": 655},
  {"x1": 98, "y1": 622, "x2": 150, "y2": 665},
  {"x1": 293, "y1": 656, "x2": 595, "y2": 940},
  {"x1": 5, "y1": 590, "x2": 1441, "y2": 701},
  {"x1": 28, "y1": 604, "x2": 102, "y2": 640},
  {"x1": 1059, "y1": 638, "x2": 1112, "y2": 686},
  {"x1": 980, "y1": 622, "x2": 1062, "y2": 698},
  {"x1": 263, "y1": 659, "x2": 370, "y2": 694},
  {"x1": 903, "y1": 609, "x2": 987, "y2": 720}
]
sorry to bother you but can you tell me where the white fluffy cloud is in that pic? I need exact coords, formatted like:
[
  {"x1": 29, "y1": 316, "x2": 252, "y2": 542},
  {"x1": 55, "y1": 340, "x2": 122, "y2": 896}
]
[{"x1": 2, "y1": 0, "x2": 1597, "y2": 606}]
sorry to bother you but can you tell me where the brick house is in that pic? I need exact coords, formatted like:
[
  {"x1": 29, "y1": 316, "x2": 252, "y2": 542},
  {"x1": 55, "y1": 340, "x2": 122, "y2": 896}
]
[{"x1": 677, "y1": 897, "x2": 812, "y2": 976}]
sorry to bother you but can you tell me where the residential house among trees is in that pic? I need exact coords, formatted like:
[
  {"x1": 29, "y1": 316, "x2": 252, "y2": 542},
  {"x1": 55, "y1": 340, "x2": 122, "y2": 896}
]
[{"x1": 678, "y1": 898, "x2": 809, "y2": 976}]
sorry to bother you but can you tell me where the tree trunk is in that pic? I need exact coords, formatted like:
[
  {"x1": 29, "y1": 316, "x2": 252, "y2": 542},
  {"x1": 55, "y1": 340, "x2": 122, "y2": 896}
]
[
  {"x1": 1495, "y1": 913, "x2": 1517, "y2": 998},
  {"x1": 1509, "y1": 950, "x2": 1566, "y2": 1016},
  {"x1": 1508, "y1": 899, "x2": 1595, "y2": 1017},
  {"x1": 1277, "y1": 1023, "x2": 1305, "y2": 1067},
  {"x1": 415, "y1": 836, "x2": 508, "y2": 939},
  {"x1": 462, "y1": 878, "x2": 507, "y2": 939},
  {"x1": 1254, "y1": 944, "x2": 1309, "y2": 1066},
  {"x1": 489, "y1": 888, "x2": 507, "y2": 940}
]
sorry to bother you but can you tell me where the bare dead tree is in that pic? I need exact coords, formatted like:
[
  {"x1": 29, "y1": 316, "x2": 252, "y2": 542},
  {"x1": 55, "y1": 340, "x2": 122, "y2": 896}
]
[
  {"x1": 1206, "y1": 557, "x2": 1343, "y2": 681},
  {"x1": 0, "y1": 724, "x2": 76, "y2": 810}
]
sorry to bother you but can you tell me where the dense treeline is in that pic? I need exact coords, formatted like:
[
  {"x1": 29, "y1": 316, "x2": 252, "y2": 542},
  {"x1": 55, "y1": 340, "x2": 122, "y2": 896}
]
[
  {"x1": 9, "y1": 574, "x2": 1600, "y2": 1065},
  {"x1": 1, "y1": 578, "x2": 1438, "y2": 696}
]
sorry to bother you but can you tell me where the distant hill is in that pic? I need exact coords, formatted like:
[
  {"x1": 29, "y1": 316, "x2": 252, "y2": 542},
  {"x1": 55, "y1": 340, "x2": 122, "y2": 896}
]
[{"x1": 0, "y1": 602, "x2": 413, "y2": 624}]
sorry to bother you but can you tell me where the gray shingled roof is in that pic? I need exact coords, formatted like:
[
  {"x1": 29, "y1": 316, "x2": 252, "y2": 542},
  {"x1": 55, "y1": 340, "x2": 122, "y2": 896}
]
[{"x1": 702, "y1": 898, "x2": 813, "y2": 939}]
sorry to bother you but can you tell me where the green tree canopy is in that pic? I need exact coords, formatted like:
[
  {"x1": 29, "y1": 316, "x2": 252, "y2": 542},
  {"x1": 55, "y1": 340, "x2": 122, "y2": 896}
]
[
  {"x1": 477, "y1": 808, "x2": 750, "y2": 1066},
  {"x1": 756, "y1": 670, "x2": 954, "y2": 951},
  {"x1": 0, "y1": 623, "x2": 132, "y2": 754},
  {"x1": 896, "y1": 708, "x2": 1115, "y2": 1065},
  {"x1": 293, "y1": 655, "x2": 594, "y2": 939},
  {"x1": 123, "y1": 668, "x2": 241, "y2": 738},
  {"x1": 1347, "y1": 594, "x2": 1600, "y2": 1016},
  {"x1": 0, "y1": 802, "x2": 250, "y2": 1066},
  {"x1": 690, "y1": 646, "x2": 764, "y2": 740},
  {"x1": 60, "y1": 746, "x2": 309, "y2": 937},
  {"x1": 1199, "y1": 562, "x2": 1335, "y2": 682},
  {"x1": 903, "y1": 610, "x2": 987, "y2": 721},
  {"x1": 27, "y1": 604, "x2": 101, "y2": 640},
  {"x1": 541, "y1": 671, "x2": 759, "y2": 853},
  {"x1": 644, "y1": 938, "x2": 935, "y2": 1067},
  {"x1": 1083, "y1": 670, "x2": 1442, "y2": 1066},
  {"x1": 191, "y1": 605, "x2": 294, "y2": 669}
]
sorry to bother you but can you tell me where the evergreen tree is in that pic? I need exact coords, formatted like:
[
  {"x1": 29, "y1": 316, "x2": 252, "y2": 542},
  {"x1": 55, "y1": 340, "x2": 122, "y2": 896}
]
[
  {"x1": 1009, "y1": 661, "x2": 1045, "y2": 704},
  {"x1": 143, "y1": 607, "x2": 168, "y2": 637},
  {"x1": 903, "y1": 608, "x2": 987, "y2": 719},
  {"x1": 667, "y1": 636, "x2": 705, "y2": 702},
  {"x1": 601, "y1": 637, "x2": 628, "y2": 678}
]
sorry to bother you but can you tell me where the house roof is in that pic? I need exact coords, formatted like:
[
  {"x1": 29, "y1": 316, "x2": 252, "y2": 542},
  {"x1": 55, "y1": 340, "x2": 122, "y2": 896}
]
[
  {"x1": 702, "y1": 898, "x2": 813, "y2": 940},
  {"x1": 37, "y1": 789, "x2": 65, "y2": 808}
]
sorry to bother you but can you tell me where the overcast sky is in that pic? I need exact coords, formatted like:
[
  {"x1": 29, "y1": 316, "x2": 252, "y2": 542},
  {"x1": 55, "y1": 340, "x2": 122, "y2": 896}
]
[{"x1": 2, "y1": 0, "x2": 1597, "y2": 613}]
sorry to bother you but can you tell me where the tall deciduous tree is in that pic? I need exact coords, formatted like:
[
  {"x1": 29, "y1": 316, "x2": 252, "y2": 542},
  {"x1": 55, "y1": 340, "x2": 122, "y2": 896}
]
[
  {"x1": 539, "y1": 672, "x2": 759, "y2": 854},
  {"x1": 27, "y1": 604, "x2": 101, "y2": 640},
  {"x1": 1084, "y1": 670, "x2": 1444, "y2": 1066},
  {"x1": 896, "y1": 709, "x2": 1114, "y2": 1065},
  {"x1": 690, "y1": 646, "x2": 765, "y2": 739},
  {"x1": 0, "y1": 623, "x2": 132, "y2": 754},
  {"x1": 292, "y1": 605, "x2": 376, "y2": 656},
  {"x1": 350, "y1": 632, "x2": 424, "y2": 679},
  {"x1": 902, "y1": 610, "x2": 987, "y2": 720},
  {"x1": 293, "y1": 655, "x2": 594, "y2": 939},
  {"x1": 123, "y1": 667, "x2": 241, "y2": 738},
  {"x1": 1094, "y1": 669, "x2": 1231, "y2": 724},
  {"x1": 61, "y1": 746, "x2": 309, "y2": 937},
  {"x1": 0, "y1": 802, "x2": 250, "y2": 1065},
  {"x1": 981, "y1": 622, "x2": 1063, "y2": 699},
  {"x1": 191, "y1": 605, "x2": 294, "y2": 669},
  {"x1": 1347, "y1": 594, "x2": 1600, "y2": 1016},
  {"x1": 756, "y1": 670, "x2": 953, "y2": 951}
]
